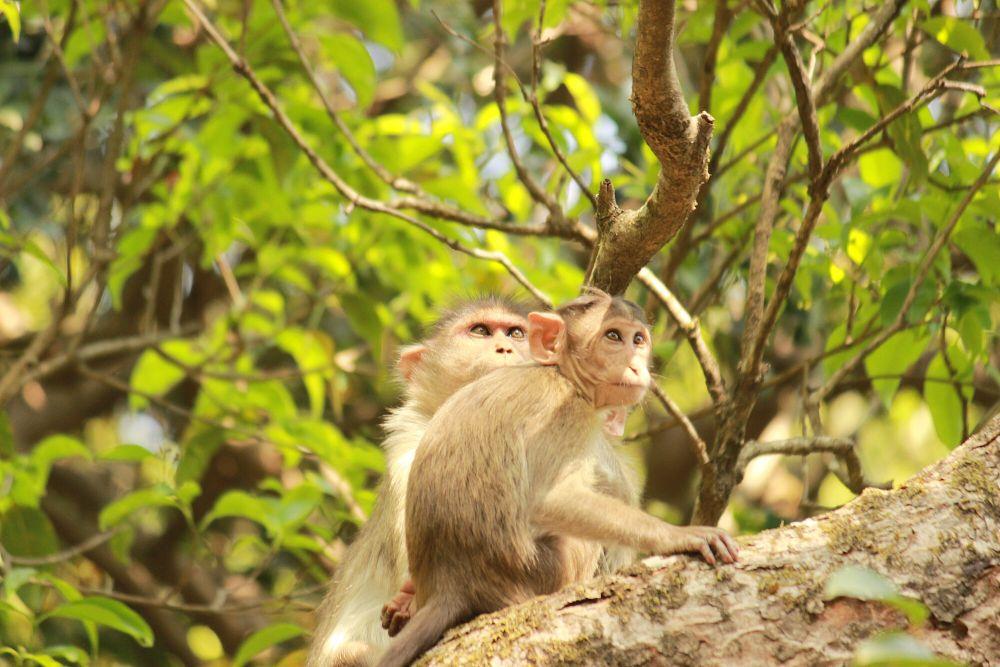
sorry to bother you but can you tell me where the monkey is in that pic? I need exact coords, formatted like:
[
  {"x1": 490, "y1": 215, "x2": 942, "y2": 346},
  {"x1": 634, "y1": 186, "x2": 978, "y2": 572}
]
[
  {"x1": 306, "y1": 296, "x2": 535, "y2": 667},
  {"x1": 377, "y1": 290, "x2": 739, "y2": 667}
]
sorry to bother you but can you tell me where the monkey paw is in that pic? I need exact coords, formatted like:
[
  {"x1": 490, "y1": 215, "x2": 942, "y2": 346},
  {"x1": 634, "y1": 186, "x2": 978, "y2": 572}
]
[{"x1": 380, "y1": 579, "x2": 416, "y2": 637}]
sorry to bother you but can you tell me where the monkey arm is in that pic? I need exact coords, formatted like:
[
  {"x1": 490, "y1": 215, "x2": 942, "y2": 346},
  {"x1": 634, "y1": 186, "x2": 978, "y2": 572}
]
[{"x1": 534, "y1": 474, "x2": 737, "y2": 565}]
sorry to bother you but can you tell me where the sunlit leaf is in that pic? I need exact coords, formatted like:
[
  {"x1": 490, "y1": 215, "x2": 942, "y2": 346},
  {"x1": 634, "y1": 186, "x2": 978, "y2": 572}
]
[
  {"x1": 924, "y1": 354, "x2": 964, "y2": 448},
  {"x1": 44, "y1": 597, "x2": 154, "y2": 647},
  {"x1": 920, "y1": 17, "x2": 990, "y2": 59},
  {"x1": 233, "y1": 623, "x2": 306, "y2": 667},
  {"x1": 854, "y1": 631, "x2": 955, "y2": 666}
]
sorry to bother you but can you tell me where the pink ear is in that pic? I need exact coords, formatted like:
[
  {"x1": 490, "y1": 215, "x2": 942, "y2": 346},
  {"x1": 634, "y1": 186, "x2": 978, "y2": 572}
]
[
  {"x1": 603, "y1": 408, "x2": 627, "y2": 437},
  {"x1": 528, "y1": 312, "x2": 565, "y2": 365},
  {"x1": 397, "y1": 345, "x2": 427, "y2": 382}
]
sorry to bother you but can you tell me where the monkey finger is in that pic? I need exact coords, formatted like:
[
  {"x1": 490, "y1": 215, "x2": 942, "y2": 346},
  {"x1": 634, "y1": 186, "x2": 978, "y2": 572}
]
[
  {"x1": 696, "y1": 540, "x2": 716, "y2": 565},
  {"x1": 388, "y1": 610, "x2": 410, "y2": 637},
  {"x1": 380, "y1": 606, "x2": 393, "y2": 630},
  {"x1": 712, "y1": 536, "x2": 734, "y2": 564},
  {"x1": 721, "y1": 533, "x2": 740, "y2": 560}
]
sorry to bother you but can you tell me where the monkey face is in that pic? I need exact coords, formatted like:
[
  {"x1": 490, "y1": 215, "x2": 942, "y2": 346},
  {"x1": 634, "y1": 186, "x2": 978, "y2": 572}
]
[
  {"x1": 583, "y1": 315, "x2": 651, "y2": 408},
  {"x1": 529, "y1": 293, "x2": 651, "y2": 410},
  {"x1": 454, "y1": 307, "x2": 530, "y2": 368},
  {"x1": 401, "y1": 306, "x2": 531, "y2": 414}
]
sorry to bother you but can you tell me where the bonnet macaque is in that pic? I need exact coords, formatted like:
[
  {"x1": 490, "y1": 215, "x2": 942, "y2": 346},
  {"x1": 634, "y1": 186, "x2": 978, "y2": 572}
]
[
  {"x1": 378, "y1": 290, "x2": 738, "y2": 667},
  {"x1": 307, "y1": 297, "x2": 533, "y2": 667}
]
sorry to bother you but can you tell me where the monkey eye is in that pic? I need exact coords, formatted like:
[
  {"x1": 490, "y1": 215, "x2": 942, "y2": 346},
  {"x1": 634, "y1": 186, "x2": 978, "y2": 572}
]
[
  {"x1": 470, "y1": 323, "x2": 491, "y2": 337},
  {"x1": 507, "y1": 326, "x2": 525, "y2": 340},
  {"x1": 633, "y1": 332, "x2": 646, "y2": 345},
  {"x1": 604, "y1": 329, "x2": 623, "y2": 342}
]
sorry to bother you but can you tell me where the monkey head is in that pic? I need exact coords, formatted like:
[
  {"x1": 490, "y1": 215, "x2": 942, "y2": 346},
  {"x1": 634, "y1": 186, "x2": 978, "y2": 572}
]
[
  {"x1": 528, "y1": 289, "x2": 651, "y2": 412},
  {"x1": 397, "y1": 296, "x2": 532, "y2": 415}
]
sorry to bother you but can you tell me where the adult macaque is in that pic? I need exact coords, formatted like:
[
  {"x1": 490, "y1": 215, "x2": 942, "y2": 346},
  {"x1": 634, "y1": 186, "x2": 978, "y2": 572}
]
[
  {"x1": 306, "y1": 297, "x2": 533, "y2": 667},
  {"x1": 378, "y1": 290, "x2": 738, "y2": 667}
]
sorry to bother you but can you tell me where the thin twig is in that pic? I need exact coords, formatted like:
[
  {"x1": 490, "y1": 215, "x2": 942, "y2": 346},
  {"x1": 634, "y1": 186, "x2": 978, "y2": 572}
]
[
  {"x1": 491, "y1": 0, "x2": 563, "y2": 222},
  {"x1": 8, "y1": 528, "x2": 123, "y2": 566},
  {"x1": 637, "y1": 268, "x2": 726, "y2": 406},
  {"x1": 650, "y1": 384, "x2": 710, "y2": 470}
]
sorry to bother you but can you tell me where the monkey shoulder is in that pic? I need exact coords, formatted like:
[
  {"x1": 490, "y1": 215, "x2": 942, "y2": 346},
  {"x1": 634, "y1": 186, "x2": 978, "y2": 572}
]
[{"x1": 435, "y1": 365, "x2": 575, "y2": 422}]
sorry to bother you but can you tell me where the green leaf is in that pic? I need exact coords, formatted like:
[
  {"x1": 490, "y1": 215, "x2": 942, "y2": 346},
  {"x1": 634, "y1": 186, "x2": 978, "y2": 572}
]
[
  {"x1": 275, "y1": 328, "x2": 333, "y2": 418},
  {"x1": 322, "y1": 33, "x2": 377, "y2": 109},
  {"x1": 920, "y1": 17, "x2": 990, "y2": 59},
  {"x1": 0, "y1": 506, "x2": 58, "y2": 558},
  {"x1": 42, "y1": 645, "x2": 90, "y2": 666},
  {"x1": 98, "y1": 484, "x2": 179, "y2": 530},
  {"x1": 21, "y1": 239, "x2": 67, "y2": 288},
  {"x1": 924, "y1": 354, "x2": 964, "y2": 448},
  {"x1": 0, "y1": 409, "x2": 13, "y2": 458},
  {"x1": 233, "y1": 623, "x2": 306, "y2": 667},
  {"x1": 129, "y1": 349, "x2": 187, "y2": 410},
  {"x1": 0, "y1": 0, "x2": 21, "y2": 44},
  {"x1": 864, "y1": 330, "x2": 928, "y2": 407},
  {"x1": 825, "y1": 565, "x2": 897, "y2": 600},
  {"x1": 200, "y1": 491, "x2": 277, "y2": 535},
  {"x1": 177, "y1": 428, "x2": 225, "y2": 484},
  {"x1": 32, "y1": 435, "x2": 91, "y2": 468},
  {"x1": 953, "y1": 221, "x2": 1000, "y2": 286},
  {"x1": 858, "y1": 149, "x2": 902, "y2": 188},
  {"x1": 44, "y1": 597, "x2": 154, "y2": 647},
  {"x1": 100, "y1": 445, "x2": 154, "y2": 462},
  {"x1": 825, "y1": 566, "x2": 930, "y2": 627},
  {"x1": 854, "y1": 631, "x2": 955, "y2": 666},
  {"x1": 107, "y1": 226, "x2": 158, "y2": 309},
  {"x1": 330, "y1": 0, "x2": 403, "y2": 51},
  {"x1": 562, "y1": 73, "x2": 601, "y2": 124}
]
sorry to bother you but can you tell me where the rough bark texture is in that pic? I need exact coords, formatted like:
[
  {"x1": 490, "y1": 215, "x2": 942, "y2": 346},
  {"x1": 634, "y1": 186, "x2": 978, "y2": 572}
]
[
  {"x1": 584, "y1": 0, "x2": 713, "y2": 295},
  {"x1": 420, "y1": 416, "x2": 1000, "y2": 665}
]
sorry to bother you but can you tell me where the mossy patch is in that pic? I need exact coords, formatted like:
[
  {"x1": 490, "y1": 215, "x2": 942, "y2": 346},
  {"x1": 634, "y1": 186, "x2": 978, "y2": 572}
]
[{"x1": 949, "y1": 455, "x2": 998, "y2": 510}]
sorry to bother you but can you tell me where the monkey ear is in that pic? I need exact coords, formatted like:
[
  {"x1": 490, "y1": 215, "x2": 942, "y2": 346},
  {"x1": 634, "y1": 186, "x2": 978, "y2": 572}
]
[
  {"x1": 397, "y1": 345, "x2": 427, "y2": 382},
  {"x1": 528, "y1": 312, "x2": 565, "y2": 365}
]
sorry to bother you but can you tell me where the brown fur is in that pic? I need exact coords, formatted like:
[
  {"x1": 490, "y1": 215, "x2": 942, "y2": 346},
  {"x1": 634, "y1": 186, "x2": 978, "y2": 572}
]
[
  {"x1": 306, "y1": 297, "x2": 533, "y2": 667},
  {"x1": 378, "y1": 291, "x2": 738, "y2": 667}
]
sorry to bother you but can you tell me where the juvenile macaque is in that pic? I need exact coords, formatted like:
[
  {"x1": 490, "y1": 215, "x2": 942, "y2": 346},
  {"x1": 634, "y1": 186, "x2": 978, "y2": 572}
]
[
  {"x1": 306, "y1": 297, "x2": 533, "y2": 667},
  {"x1": 378, "y1": 290, "x2": 738, "y2": 667}
]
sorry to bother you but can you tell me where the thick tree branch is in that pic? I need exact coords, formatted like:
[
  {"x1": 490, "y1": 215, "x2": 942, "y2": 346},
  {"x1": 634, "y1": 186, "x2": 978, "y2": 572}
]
[
  {"x1": 422, "y1": 416, "x2": 1000, "y2": 665},
  {"x1": 585, "y1": 0, "x2": 713, "y2": 295}
]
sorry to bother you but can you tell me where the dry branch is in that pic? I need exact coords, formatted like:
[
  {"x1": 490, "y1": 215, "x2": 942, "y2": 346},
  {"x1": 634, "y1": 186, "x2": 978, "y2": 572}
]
[{"x1": 421, "y1": 416, "x2": 1000, "y2": 665}]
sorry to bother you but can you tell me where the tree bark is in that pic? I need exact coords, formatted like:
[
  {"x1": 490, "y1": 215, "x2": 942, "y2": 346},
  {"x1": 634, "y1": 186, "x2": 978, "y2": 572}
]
[{"x1": 421, "y1": 415, "x2": 1000, "y2": 665}]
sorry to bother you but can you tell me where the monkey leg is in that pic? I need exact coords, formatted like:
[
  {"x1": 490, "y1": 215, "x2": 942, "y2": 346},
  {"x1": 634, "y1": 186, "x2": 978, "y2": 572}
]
[{"x1": 531, "y1": 534, "x2": 603, "y2": 594}]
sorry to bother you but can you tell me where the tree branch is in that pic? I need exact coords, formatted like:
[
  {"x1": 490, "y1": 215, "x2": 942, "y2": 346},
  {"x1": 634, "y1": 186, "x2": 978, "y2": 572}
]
[
  {"x1": 422, "y1": 416, "x2": 1000, "y2": 665},
  {"x1": 585, "y1": 0, "x2": 714, "y2": 295},
  {"x1": 636, "y1": 268, "x2": 726, "y2": 406}
]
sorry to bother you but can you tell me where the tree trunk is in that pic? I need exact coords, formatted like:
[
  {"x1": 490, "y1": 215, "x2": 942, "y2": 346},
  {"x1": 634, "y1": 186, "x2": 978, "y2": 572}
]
[{"x1": 421, "y1": 416, "x2": 1000, "y2": 665}]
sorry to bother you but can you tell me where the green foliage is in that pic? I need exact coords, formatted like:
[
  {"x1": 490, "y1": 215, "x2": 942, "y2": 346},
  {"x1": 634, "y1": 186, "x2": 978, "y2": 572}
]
[
  {"x1": 42, "y1": 598, "x2": 154, "y2": 649},
  {"x1": 824, "y1": 566, "x2": 959, "y2": 666},
  {"x1": 0, "y1": 0, "x2": 996, "y2": 662},
  {"x1": 232, "y1": 623, "x2": 307, "y2": 667}
]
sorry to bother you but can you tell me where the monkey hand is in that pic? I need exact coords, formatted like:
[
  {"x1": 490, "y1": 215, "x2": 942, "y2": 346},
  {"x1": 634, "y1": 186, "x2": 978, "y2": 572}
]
[
  {"x1": 658, "y1": 525, "x2": 739, "y2": 566},
  {"x1": 380, "y1": 579, "x2": 416, "y2": 637}
]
